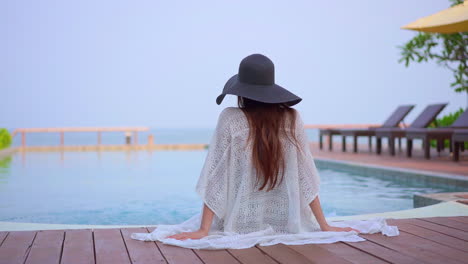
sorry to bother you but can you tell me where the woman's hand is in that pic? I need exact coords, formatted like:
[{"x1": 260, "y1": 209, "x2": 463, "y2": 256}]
[
  {"x1": 166, "y1": 204, "x2": 214, "y2": 241},
  {"x1": 309, "y1": 197, "x2": 361, "y2": 233},
  {"x1": 321, "y1": 224, "x2": 361, "y2": 233},
  {"x1": 166, "y1": 229, "x2": 209, "y2": 240}
]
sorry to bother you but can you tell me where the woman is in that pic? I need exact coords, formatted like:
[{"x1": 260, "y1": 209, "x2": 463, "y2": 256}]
[{"x1": 131, "y1": 54, "x2": 398, "y2": 249}]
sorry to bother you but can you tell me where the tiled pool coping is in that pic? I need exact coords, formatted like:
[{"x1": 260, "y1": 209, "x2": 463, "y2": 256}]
[
  {"x1": 1, "y1": 201, "x2": 467, "y2": 231},
  {"x1": 314, "y1": 158, "x2": 468, "y2": 189}
]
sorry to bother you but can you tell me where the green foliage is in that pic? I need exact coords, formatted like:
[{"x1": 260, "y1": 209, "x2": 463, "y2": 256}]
[
  {"x1": 0, "y1": 156, "x2": 11, "y2": 169},
  {"x1": 398, "y1": 0, "x2": 468, "y2": 93},
  {"x1": 0, "y1": 129, "x2": 12, "y2": 150},
  {"x1": 429, "y1": 108, "x2": 464, "y2": 128},
  {"x1": 429, "y1": 108, "x2": 468, "y2": 148},
  {"x1": 449, "y1": 0, "x2": 464, "y2": 6}
]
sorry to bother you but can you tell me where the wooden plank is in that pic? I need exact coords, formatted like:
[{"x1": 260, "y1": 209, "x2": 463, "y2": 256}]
[
  {"x1": 288, "y1": 244, "x2": 353, "y2": 264},
  {"x1": 0, "y1": 232, "x2": 8, "y2": 246},
  {"x1": 61, "y1": 229, "x2": 94, "y2": 264},
  {"x1": 399, "y1": 218, "x2": 468, "y2": 241},
  {"x1": 450, "y1": 216, "x2": 468, "y2": 224},
  {"x1": 94, "y1": 229, "x2": 131, "y2": 264},
  {"x1": 386, "y1": 218, "x2": 410, "y2": 225},
  {"x1": 360, "y1": 232, "x2": 465, "y2": 264},
  {"x1": 194, "y1": 249, "x2": 241, "y2": 264},
  {"x1": 316, "y1": 242, "x2": 387, "y2": 264},
  {"x1": 343, "y1": 240, "x2": 418, "y2": 264},
  {"x1": 420, "y1": 217, "x2": 468, "y2": 232},
  {"x1": 227, "y1": 247, "x2": 278, "y2": 264},
  {"x1": 25, "y1": 230, "x2": 64, "y2": 264},
  {"x1": 121, "y1": 228, "x2": 167, "y2": 264},
  {"x1": 0, "y1": 231, "x2": 36, "y2": 264},
  {"x1": 153, "y1": 243, "x2": 203, "y2": 264},
  {"x1": 389, "y1": 222, "x2": 468, "y2": 253},
  {"x1": 146, "y1": 227, "x2": 202, "y2": 264},
  {"x1": 257, "y1": 244, "x2": 313, "y2": 264}
]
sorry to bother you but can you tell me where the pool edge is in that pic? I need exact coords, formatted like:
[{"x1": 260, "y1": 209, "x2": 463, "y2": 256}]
[
  {"x1": 1, "y1": 201, "x2": 466, "y2": 231},
  {"x1": 314, "y1": 157, "x2": 468, "y2": 189}
]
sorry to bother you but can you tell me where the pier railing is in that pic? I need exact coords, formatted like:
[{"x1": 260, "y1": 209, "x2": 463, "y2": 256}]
[
  {"x1": 11, "y1": 127, "x2": 150, "y2": 147},
  {"x1": 9, "y1": 127, "x2": 208, "y2": 152}
]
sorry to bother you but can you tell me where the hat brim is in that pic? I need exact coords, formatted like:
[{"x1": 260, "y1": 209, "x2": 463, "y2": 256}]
[{"x1": 216, "y1": 74, "x2": 302, "y2": 106}]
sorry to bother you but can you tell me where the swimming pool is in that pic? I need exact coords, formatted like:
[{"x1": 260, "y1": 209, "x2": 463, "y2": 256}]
[{"x1": 0, "y1": 150, "x2": 464, "y2": 225}]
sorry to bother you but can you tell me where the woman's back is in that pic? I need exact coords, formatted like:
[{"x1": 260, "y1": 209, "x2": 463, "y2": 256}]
[
  {"x1": 196, "y1": 107, "x2": 321, "y2": 234},
  {"x1": 131, "y1": 54, "x2": 399, "y2": 250}
]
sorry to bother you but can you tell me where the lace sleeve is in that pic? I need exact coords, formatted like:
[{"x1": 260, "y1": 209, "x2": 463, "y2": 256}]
[
  {"x1": 195, "y1": 108, "x2": 232, "y2": 219},
  {"x1": 295, "y1": 110, "x2": 321, "y2": 207}
]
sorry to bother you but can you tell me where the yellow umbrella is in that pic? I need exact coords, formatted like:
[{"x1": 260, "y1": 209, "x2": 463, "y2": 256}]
[{"x1": 402, "y1": 0, "x2": 468, "y2": 33}]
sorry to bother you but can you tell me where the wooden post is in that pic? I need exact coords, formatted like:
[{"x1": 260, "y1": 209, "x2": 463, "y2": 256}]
[
  {"x1": 341, "y1": 136, "x2": 346, "y2": 152},
  {"x1": 134, "y1": 131, "x2": 138, "y2": 145},
  {"x1": 60, "y1": 132, "x2": 64, "y2": 146},
  {"x1": 148, "y1": 134, "x2": 154, "y2": 146},
  {"x1": 376, "y1": 137, "x2": 382, "y2": 154},
  {"x1": 319, "y1": 132, "x2": 323, "y2": 150},
  {"x1": 407, "y1": 139, "x2": 413, "y2": 157},
  {"x1": 21, "y1": 132, "x2": 26, "y2": 147},
  {"x1": 353, "y1": 135, "x2": 358, "y2": 153},
  {"x1": 389, "y1": 137, "x2": 395, "y2": 156},
  {"x1": 97, "y1": 131, "x2": 102, "y2": 145},
  {"x1": 125, "y1": 132, "x2": 131, "y2": 145},
  {"x1": 453, "y1": 141, "x2": 460, "y2": 162},
  {"x1": 368, "y1": 136, "x2": 372, "y2": 152},
  {"x1": 424, "y1": 138, "x2": 431, "y2": 159}
]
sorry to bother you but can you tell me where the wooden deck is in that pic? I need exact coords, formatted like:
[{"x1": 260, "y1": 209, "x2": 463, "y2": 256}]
[
  {"x1": 310, "y1": 142, "x2": 468, "y2": 177},
  {"x1": 0, "y1": 216, "x2": 467, "y2": 264}
]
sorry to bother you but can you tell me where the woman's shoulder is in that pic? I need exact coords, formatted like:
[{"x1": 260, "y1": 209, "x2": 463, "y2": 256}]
[
  {"x1": 215, "y1": 107, "x2": 248, "y2": 132},
  {"x1": 218, "y1": 107, "x2": 245, "y2": 121},
  {"x1": 220, "y1": 106, "x2": 242, "y2": 115}
]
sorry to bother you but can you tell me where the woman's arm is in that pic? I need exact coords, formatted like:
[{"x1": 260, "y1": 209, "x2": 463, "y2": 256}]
[
  {"x1": 309, "y1": 196, "x2": 361, "y2": 233},
  {"x1": 200, "y1": 203, "x2": 215, "y2": 232},
  {"x1": 309, "y1": 195, "x2": 329, "y2": 229},
  {"x1": 166, "y1": 203, "x2": 214, "y2": 240}
]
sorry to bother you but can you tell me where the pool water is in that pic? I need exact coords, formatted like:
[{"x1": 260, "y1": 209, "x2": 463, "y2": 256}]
[{"x1": 0, "y1": 151, "x2": 463, "y2": 225}]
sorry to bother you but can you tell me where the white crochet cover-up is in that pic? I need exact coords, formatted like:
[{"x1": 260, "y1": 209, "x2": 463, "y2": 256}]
[{"x1": 131, "y1": 107, "x2": 399, "y2": 249}]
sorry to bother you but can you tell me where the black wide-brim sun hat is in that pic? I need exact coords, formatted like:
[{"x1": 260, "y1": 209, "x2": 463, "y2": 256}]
[{"x1": 216, "y1": 54, "x2": 302, "y2": 106}]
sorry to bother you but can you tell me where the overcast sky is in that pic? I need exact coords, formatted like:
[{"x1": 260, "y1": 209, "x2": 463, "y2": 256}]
[{"x1": 2, "y1": 0, "x2": 466, "y2": 129}]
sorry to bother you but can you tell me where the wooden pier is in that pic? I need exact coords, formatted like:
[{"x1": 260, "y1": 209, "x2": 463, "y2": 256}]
[
  {"x1": 6, "y1": 126, "x2": 210, "y2": 153},
  {"x1": 17, "y1": 144, "x2": 208, "y2": 152},
  {"x1": 12, "y1": 127, "x2": 150, "y2": 148},
  {"x1": 0, "y1": 216, "x2": 467, "y2": 264}
]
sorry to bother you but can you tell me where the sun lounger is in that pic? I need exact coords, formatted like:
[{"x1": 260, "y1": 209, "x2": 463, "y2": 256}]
[
  {"x1": 375, "y1": 103, "x2": 447, "y2": 156},
  {"x1": 318, "y1": 105, "x2": 414, "y2": 152},
  {"x1": 339, "y1": 105, "x2": 415, "y2": 153},
  {"x1": 318, "y1": 129, "x2": 341, "y2": 151},
  {"x1": 405, "y1": 109, "x2": 468, "y2": 160},
  {"x1": 453, "y1": 129, "x2": 468, "y2": 161}
]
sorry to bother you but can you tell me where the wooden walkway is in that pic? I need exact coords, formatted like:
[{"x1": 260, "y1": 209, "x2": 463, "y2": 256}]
[
  {"x1": 310, "y1": 142, "x2": 468, "y2": 177},
  {"x1": 1, "y1": 216, "x2": 467, "y2": 264}
]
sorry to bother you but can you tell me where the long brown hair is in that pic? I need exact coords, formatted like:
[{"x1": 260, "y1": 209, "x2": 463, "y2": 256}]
[{"x1": 238, "y1": 96, "x2": 301, "y2": 192}]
